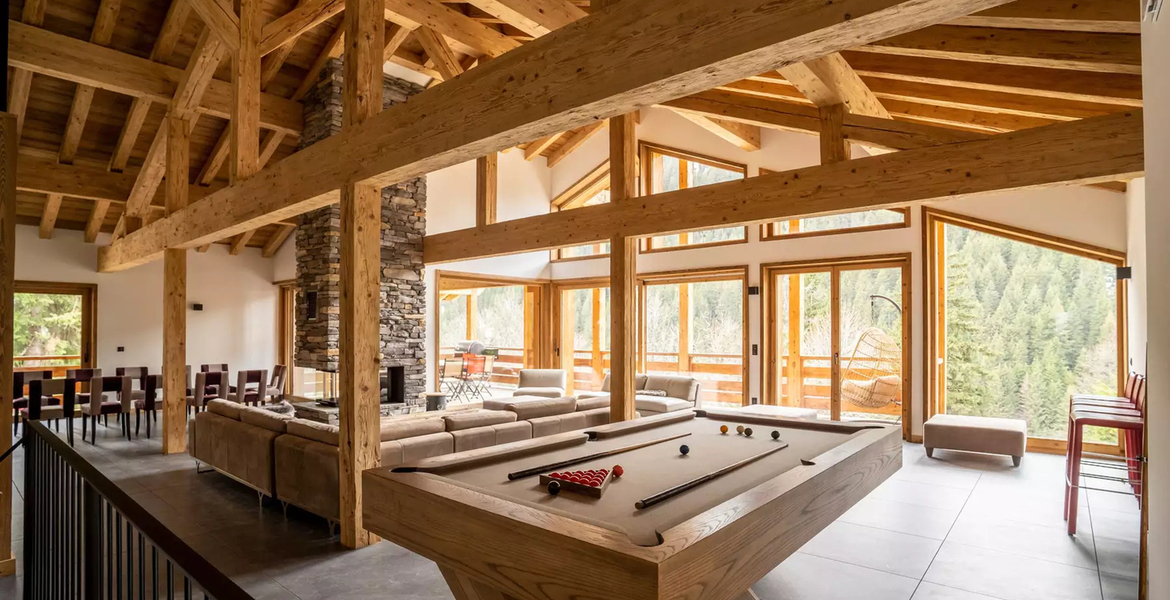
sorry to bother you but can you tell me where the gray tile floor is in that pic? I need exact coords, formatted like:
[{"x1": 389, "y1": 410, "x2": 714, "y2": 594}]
[{"x1": 0, "y1": 423, "x2": 1142, "y2": 600}]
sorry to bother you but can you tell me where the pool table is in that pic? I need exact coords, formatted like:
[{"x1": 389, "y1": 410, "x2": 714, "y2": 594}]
[{"x1": 362, "y1": 409, "x2": 901, "y2": 600}]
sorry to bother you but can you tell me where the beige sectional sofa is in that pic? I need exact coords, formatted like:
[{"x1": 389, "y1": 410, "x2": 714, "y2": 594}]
[
  {"x1": 189, "y1": 396, "x2": 611, "y2": 525},
  {"x1": 578, "y1": 373, "x2": 702, "y2": 414}
]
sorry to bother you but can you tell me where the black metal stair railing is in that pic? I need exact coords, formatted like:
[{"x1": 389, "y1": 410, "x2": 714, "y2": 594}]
[{"x1": 20, "y1": 420, "x2": 255, "y2": 600}]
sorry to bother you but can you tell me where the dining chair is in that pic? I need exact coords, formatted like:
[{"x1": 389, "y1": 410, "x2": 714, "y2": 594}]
[
  {"x1": 200, "y1": 364, "x2": 229, "y2": 373},
  {"x1": 266, "y1": 365, "x2": 288, "y2": 403},
  {"x1": 79, "y1": 375, "x2": 133, "y2": 445},
  {"x1": 13, "y1": 370, "x2": 53, "y2": 435},
  {"x1": 116, "y1": 366, "x2": 150, "y2": 401},
  {"x1": 25, "y1": 377, "x2": 77, "y2": 446},
  {"x1": 226, "y1": 370, "x2": 269, "y2": 406},
  {"x1": 135, "y1": 374, "x2": 164, "y2": 439},
  {"x1": 67, "y1": 368, "x2": 103, "y2": 420},
  {"x1": 187, "y1": 371, "x2": 226, "y2": 414}
]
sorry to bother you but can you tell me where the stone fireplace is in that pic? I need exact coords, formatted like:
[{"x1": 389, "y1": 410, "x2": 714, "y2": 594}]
[{"x1": 294, "y1": 59, "x2": 427, "y2": 402}]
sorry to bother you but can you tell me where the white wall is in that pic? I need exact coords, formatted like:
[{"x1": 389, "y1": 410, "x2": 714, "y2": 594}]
[
  {"x1": 15, "y1": 226, "x2": 281, "y2": 375},
  {"x1": 1141, "y1": 14, "x2": 1168, "y2": 597},
  {"x1": 423, "y1": 151, "x2": 554, "y2": 386},
  {"x1": 546, "y1": 107, "x2": 1128, "y2": 437}
]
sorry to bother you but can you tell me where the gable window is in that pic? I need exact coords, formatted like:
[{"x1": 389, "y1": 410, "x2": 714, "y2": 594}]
[
  {"x1": 757, "y1": 169, "x2": 909, "y2": 240},
  {"x1": 640, "y1": 143, "x2": 747, "y2": 252},
  {"x1": 551, "y1": 161, "x2": 614, "y2": 261}
]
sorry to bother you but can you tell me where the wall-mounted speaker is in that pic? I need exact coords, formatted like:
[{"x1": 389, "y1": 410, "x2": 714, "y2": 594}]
[
  {"x1": 1116, "y1": 267, "x2": 1132, "y2": 281},
  {"x1": 191, "y1": 303, "x2": 204, "y2": 311},
  {"x1": 748, "y1": 286, "x2": 760, "y2": 296}
]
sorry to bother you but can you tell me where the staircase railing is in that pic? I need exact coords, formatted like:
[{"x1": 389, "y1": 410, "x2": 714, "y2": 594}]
[{"x1": 20, "y1": 420, "x2": 254, "y2": 600}]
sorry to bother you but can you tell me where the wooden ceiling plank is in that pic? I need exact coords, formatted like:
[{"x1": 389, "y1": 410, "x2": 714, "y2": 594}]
[
  {"x1": 8, "y1": 0, "x2": 49, "y2": 142},
  {"x1": 779, "y1": 53, "x2": 891, "y2": 118},
  {"x1": 84, "y1": 200, "x2": 111, "y2": 243},
  {"x1": 382, "y1": 0, "x2": 521, "y2": 57},
  {"x1": 153, "y1": 0, "x2": 192, "y2": 61},
  {"x1": 950, "y1": 0, "x2": 1140, "y2": 33},
  {"x1": 840, "y1": 51, "x2": 1142, "y2": 106},
  {"x1": 416, "y1": 26, "x2": 465, "y2": 80},
  {"x1": 422, "y1": 111, "x2": 1143, "y2": 264},
  {"x1": 262, "y1": 223, "x2": 296, "y2": 257},
  {"x1": 99, "y1": 0, "x2": 1028, "y2": 271},
  {"x1": 861, "y1": 25, "x2": 1141, "y2": 74},
  {"x1": 260, "y1": 0, "x2": 345, "y2": 55},
  {"x1": 39, "y1": 194, "x2": 64, "y2": 239},
  {"x1": 546, "y1": 121, "x2": 606, "y2": 168},
  {"x1": 523, "y1": 132, "x2": 563, "y2": 160},
  {"x1": 59, "y1": 0, "x2": 124, "y2": 165},
  {"x1": 187, "y1": 0, "x2": 241, "y2": 51},
  {"x1": 672, "y1": 111, "x2": 762, "y2": 151}
]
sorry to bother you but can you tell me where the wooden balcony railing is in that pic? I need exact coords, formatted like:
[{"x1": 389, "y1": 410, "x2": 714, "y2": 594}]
[
  {"x1": 14, "y1": 354, "x2": 83, "y2": 378},
  {"x1": 780, "y1": 355, "x2": 903, "y2": 417},
  {"x1": 569, "y1": 350, "x2": 745, "y2": 405}
]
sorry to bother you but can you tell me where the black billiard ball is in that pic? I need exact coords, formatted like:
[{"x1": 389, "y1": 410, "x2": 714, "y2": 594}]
[
  {"x1": 548, "y1": 481, "x2": 561, "y2": 496},
  {"x1": 736, "y1": 425, "x2": 745, "y2": 435},
  {"x1": 772, "y1": 430, "x2": 781, "y2": 440},
  {"x1": 744, "y1": 427, "x2": 753, "y2": 437},
  {"x1": 720, "y1": 425, "x2": 729, "y2": 434},
  {"x1": 680, "y1": 444, "x2": 690, "y2": 456}
]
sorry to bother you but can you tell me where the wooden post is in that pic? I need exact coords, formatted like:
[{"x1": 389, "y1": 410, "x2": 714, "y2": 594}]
[
  {"x1": 935, "y1": 223, "x2": 947, "y2": 415},
  {"x1": 162, "y1": 114, "x2": 190, "y2": 454},
  {"x1": 0, "y1": 113, "x2": 19, "y2": 577},
  {"x1": 476, "y1": 153, "x2": 497, "y2": 228},
  {"x1": 231, "y1": 0, "x2": 262, "y2": 181},
  {"x1": 818, "y1": 104, "x2": 850, "y2": 164},
  {"x1": 591, "y1": 288, "x2": 602, "y2": 383},
  {"x1": 561, "y1": 290, "x2": 576, "y2": 394},
  {"x1": 609, "y1": 235, "x2": 637, "y2": 423},
  {"x1": 609, "y1": 114, "x2": 637, "y2": 202},
  {"x1": 465, "y1": 294, "x2": 477, "y2": 340},
  {"x1": 678, "y1": 283, "x2": 690, "y2": 374},
  {"x1": 338, "y1": 0, "x2": 383, "y2": 550},
  {"x1": 786, "y1": 273, "x2": 802, "y2": 407}
]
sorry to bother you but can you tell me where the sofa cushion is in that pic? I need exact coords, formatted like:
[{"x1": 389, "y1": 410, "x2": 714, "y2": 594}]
[
  {"x1": 493, "y1": 420, "x2": 533, "y2": 445},
  {"x1": 600, "y1": 373, "x2": 648, "y2": 392},
  {"x1": 207, "y1": 399, "x2": 243, "y2": 420},
  {"x1": 239, "y1": 406, "x2": 294, "y2": 433},
  {"x1": 274, "y1": 434, "x2": 341, "y2": 520},
  {"x1": 640, "y1": 389, "x2": 668, "y2": 397},
  {"x1": 735, "y1": 404, "x2": 819, "y2": 420},
  {"x1": 452, "y1": 427, "x2": 498, "y2": 453},
  {"x1": 644, "y1": 375, "x2": 698, "y2": 402},
  {"x1": 581, "y1": 407, "x2": 610, "y2": 428},
  {"x1": 401, "y1": 432, "x2": 455, "y2": 462},
  {"x1": 443, "y1": 410, "x2": 517, "y2": 432},
  {"x1": 505, "y1": 397, "x2": 577, "y2": 420},
  {"x1": 260, "y1": 400, "x2": 296, "y2": 416},
  {"x1": 529, "y1": 412, "x2": 588, "y2": 438},
  {"x1": 575, "y1": 396, "x2": 610, "y2": 411},
  {"x1": 635, "y1": 396, "x2": 693, "y2": 414},
  {"x1": 381, "y1": 417, "x2": 446, "y2": 441},
  {"x1": 191, "y1": 412, "x2": 280, "y2": 496},
  {"x1": 287, "y1": 419, "x2": 340, "y2": 446},
  {"x1": 511, "y1": 387, "x2": 564, "y2": 398},
  {"x1": 517, "y1": 369, "x2": 566, "y2": 389}
]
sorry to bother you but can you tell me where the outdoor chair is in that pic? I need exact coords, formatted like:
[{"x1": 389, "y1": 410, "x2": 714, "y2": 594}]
[{"x1": 440, "y1": 357, "x2": 468, "y2": 401}]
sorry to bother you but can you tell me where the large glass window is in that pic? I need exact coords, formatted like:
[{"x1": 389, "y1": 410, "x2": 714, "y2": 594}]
[
  {"x1": 13, "y1": 282, "x2": 96, "y2": 377},
  {"x1": 552, "y1": 162, "x2": 615, "y2": 261},
  {"x1": 758, "y1": 169, "x2": 908, "y2": 240},
  {"x1": 641, "y1": 143, "x2": 747, "y2": 252}
]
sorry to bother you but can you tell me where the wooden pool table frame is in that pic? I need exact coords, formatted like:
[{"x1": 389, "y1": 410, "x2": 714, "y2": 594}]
[{"x1": 362, "y1": 410, "x2": 903, "y2": 600}]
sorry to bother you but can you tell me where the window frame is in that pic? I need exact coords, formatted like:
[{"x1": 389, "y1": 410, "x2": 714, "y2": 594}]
[
  {"x1": 638, "y1": 142, "x2": 749, "y2": 254},
  {"x1": 756, "y1": 168, "x2": 910, "y2": 241}
]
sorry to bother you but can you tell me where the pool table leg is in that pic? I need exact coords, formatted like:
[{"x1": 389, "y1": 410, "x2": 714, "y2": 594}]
[{"x1": 439, "y1": 565, "x2": 519, "y2": 600}]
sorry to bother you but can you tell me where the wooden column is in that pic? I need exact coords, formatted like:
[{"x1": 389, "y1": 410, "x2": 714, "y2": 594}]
[
  {"x1": 162, "y1": 114, "x2": 190, "y2": 454},
  {"x1": 591, "y1": 288, "x2": 603, "y2": 382},
  {"x1": 476, "y1": 153, "x2": 497, "y2": 228},
  {"x1": 609, "y1": 235, "x2": 637, "y2": 422},
  {"x1": 338, "y1": 0, "x2": 384, "y2": 550},
  {"x1": 678, "y1": 282, "x2": 690, "y2": 373},
  {"x1": 818, "y1": 104, "x2": 850, "y2": 164},
  {"x1": 609, "y1": 113, "x2": 637, "y2": 202},
  {"x1": 0, "y1": 113, "x2": 19, "y2": 577},
  {"x1": 232, "y1": 0, "x2": 262, "y2": 181},
  {"x1": 785, "y1": 274, "x2": 802, "y2": 407}
]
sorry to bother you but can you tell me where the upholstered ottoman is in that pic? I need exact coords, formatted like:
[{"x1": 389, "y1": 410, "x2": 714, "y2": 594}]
[
  {"x1": 923, "y1": 414, "x2": 1027, "y2": 466},
  {"x1": 732, "y1": 404, "x2": 819, "y2": 420}
]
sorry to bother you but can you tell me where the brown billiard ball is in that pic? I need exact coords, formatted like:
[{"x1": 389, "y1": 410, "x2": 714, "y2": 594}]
[
  {"x1": 720, "y1": 425, "x2": 729, "y2": 434},
  {"x1": 548, "y1": 481, "x2": 561, "y2": 495}
]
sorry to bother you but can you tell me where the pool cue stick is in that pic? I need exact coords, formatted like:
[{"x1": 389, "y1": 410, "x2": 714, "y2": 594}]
[
  {"x1": 507, "y1": 433, "x2": 693, "y2": 480},
  {"x1": 635, "y1": 443, "x2": 790, "y2": 510}
]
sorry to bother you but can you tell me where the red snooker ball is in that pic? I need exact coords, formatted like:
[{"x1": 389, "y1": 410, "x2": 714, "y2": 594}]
[{"x1": 612, "y1": 465, "x2": 624, "y2": 477}]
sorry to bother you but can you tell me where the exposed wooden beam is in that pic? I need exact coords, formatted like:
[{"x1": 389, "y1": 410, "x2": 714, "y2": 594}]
[
  {"x1": 663, "y1": 90, "x2": 984, "y2": 151},
  {"x1": 85, "y1": 201, "x2": 111, "y2": 243},
  {"x1": 292, "y1": 23, "x2": 345, "y2": 101},
  {"x1": 523, "y1": 132, "x2": 563, "y2": 160},
  {"x1": 228, "y1": 230, "x2": 256, "y2": 254},
  {"x1": 861, "y1": 76, "x2": 1122, "y2": 121},
  {"x1": 38, "y1": 194, "x2": 64, "y2": 239},
  {"x1": 233, "y1": 0, "x2": 263, "y2": 182},
  {"x1": 8, "y1": 0, "x2": 48, "y2": 141},
  {"x1": 8, "y1": 22, "x2": 304, "y2": 136},
  {"x1": 162, "y1": 113, "x2": 190, "y2": 454},
  {"x1": 259, "y1": 130, "x2": 286, "y2": 167},
  {"x1": 383, "y1": 0, "x2": 521, "y2": 57},
  {"x1": 608, "y1": 96, "x2": 637, "y2": 423},
  {"x1": 384, "y1": 23, "x2": 412, "y2": 62},
  {"x1": 197, "y1": 128, "x2": 231, "y2": 185},
  {"x1": 196, "y1": 244, "x2": 211, "y2": 252},
  {"x1": 339, "y1": 0, "x2": 385, "y2": 551},
  {"x1": 259, "y1": 0, "x2": 345, "y2": 55},
  {"x1": 188, "y1": 0, "x2": 240, "y2": 51},
  {"x1": 476, "y1": 153, "x2": 498, "y2": 227},
  {"x1": 779, "y1": 53, "x2": 890, "y2": 118},
  {"x1": 262, "y1": 223, "x2": 296, "y2": 257},
  {"x1": 422, "y1": 111, "x2": 1143, "y2": 264},
  {"x1": 416, "y1": 26, "x2": 464, "y2": 80},
  {"x1": 546, "y1": 121, "x2": 606, "y2": 168},
  {"x1": 862, "y1": 25, "x2": 1141, "y2": 74},
  {"x1": 552, "y1": 159, "x2": 609, "y2": 210},
  {"x1": 99, "y1": 0, "x2": 1023, "y2": 271},
  {"x1": 609, "y1": 115, "x2": 636, "y2": 202},
  {"x1": 59, "y1": 0, "x2": 124, "y2": 165},
  {"x1": 818, "y1": 104, "x2": 850, "y2": 163},
  {"x1": 950, "y1": 0, "x2": 1140, "y2": 34},
  {"x1": 462, "y1": 0, "x2": 586, "y2": 37},
  {"x1": 673, "y1": 111, "x2": 762, "y2": 151},
  {"x1": 880, "y1": 98, "x2": 1058, "y2": 133}
]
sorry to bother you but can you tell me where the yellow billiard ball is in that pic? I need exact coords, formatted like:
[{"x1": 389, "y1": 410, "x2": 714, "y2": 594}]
[{"x1": 720, "y1": 425, "x2": 729, "y2": 434}]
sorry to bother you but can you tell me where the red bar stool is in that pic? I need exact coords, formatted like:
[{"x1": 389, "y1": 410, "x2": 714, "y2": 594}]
[{"x1": 1064, "y1": 382, "x2": 1145, "y2": 535}]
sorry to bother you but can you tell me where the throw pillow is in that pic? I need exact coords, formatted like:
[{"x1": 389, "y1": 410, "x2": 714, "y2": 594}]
[
  {"x1": 640, "y1": 389, "x2": 668, "y2": 397},
  {"x1": 261, "y1": 400, "x2": 296, "y2": 416}
]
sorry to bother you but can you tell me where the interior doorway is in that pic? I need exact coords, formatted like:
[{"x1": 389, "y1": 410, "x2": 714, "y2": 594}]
[
  {"x1": 13, "y1": 281, "x2": 97, "y2": 376},
  {"x1": 762, "y1": 255, "x2": 911, "y2": 438}
]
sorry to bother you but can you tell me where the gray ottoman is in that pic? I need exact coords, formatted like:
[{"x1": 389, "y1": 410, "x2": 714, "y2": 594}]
[{"x1": 923, "y1": 414, "x2": 1027, "y2": 466}]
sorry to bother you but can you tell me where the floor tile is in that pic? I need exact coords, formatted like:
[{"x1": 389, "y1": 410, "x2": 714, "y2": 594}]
[
  {"x1": 946, "y1": 511, "x2": 1096, "y2": 570},
  {"x1": 1089, "y1": 507, "x2": 1140, "y2": 542},
  {"x1": 910, "y1": 582, "x2": 1001, "y2": 600},
  {"x1": 924, "y1": 542, "x2": 1102, "y2": 600},
  {"x1": 1094, "y1": 535, "x2": 1140, "y2": 579},
  {"x1": 869, "y1": 478, "x2": 973, "y2": 512},
  {"x1": 1101, "y1": 573, "x2": 1139, "y2": 600},
  {"x1": 757, "y1": 553, "x2": 919, "y2": 600},
  {"x1": 798, "y1": 521, "x2": 942, "y2": 579},
  {"x1": 838, "y1": 496, "x2": 959, "y2": 540}
]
